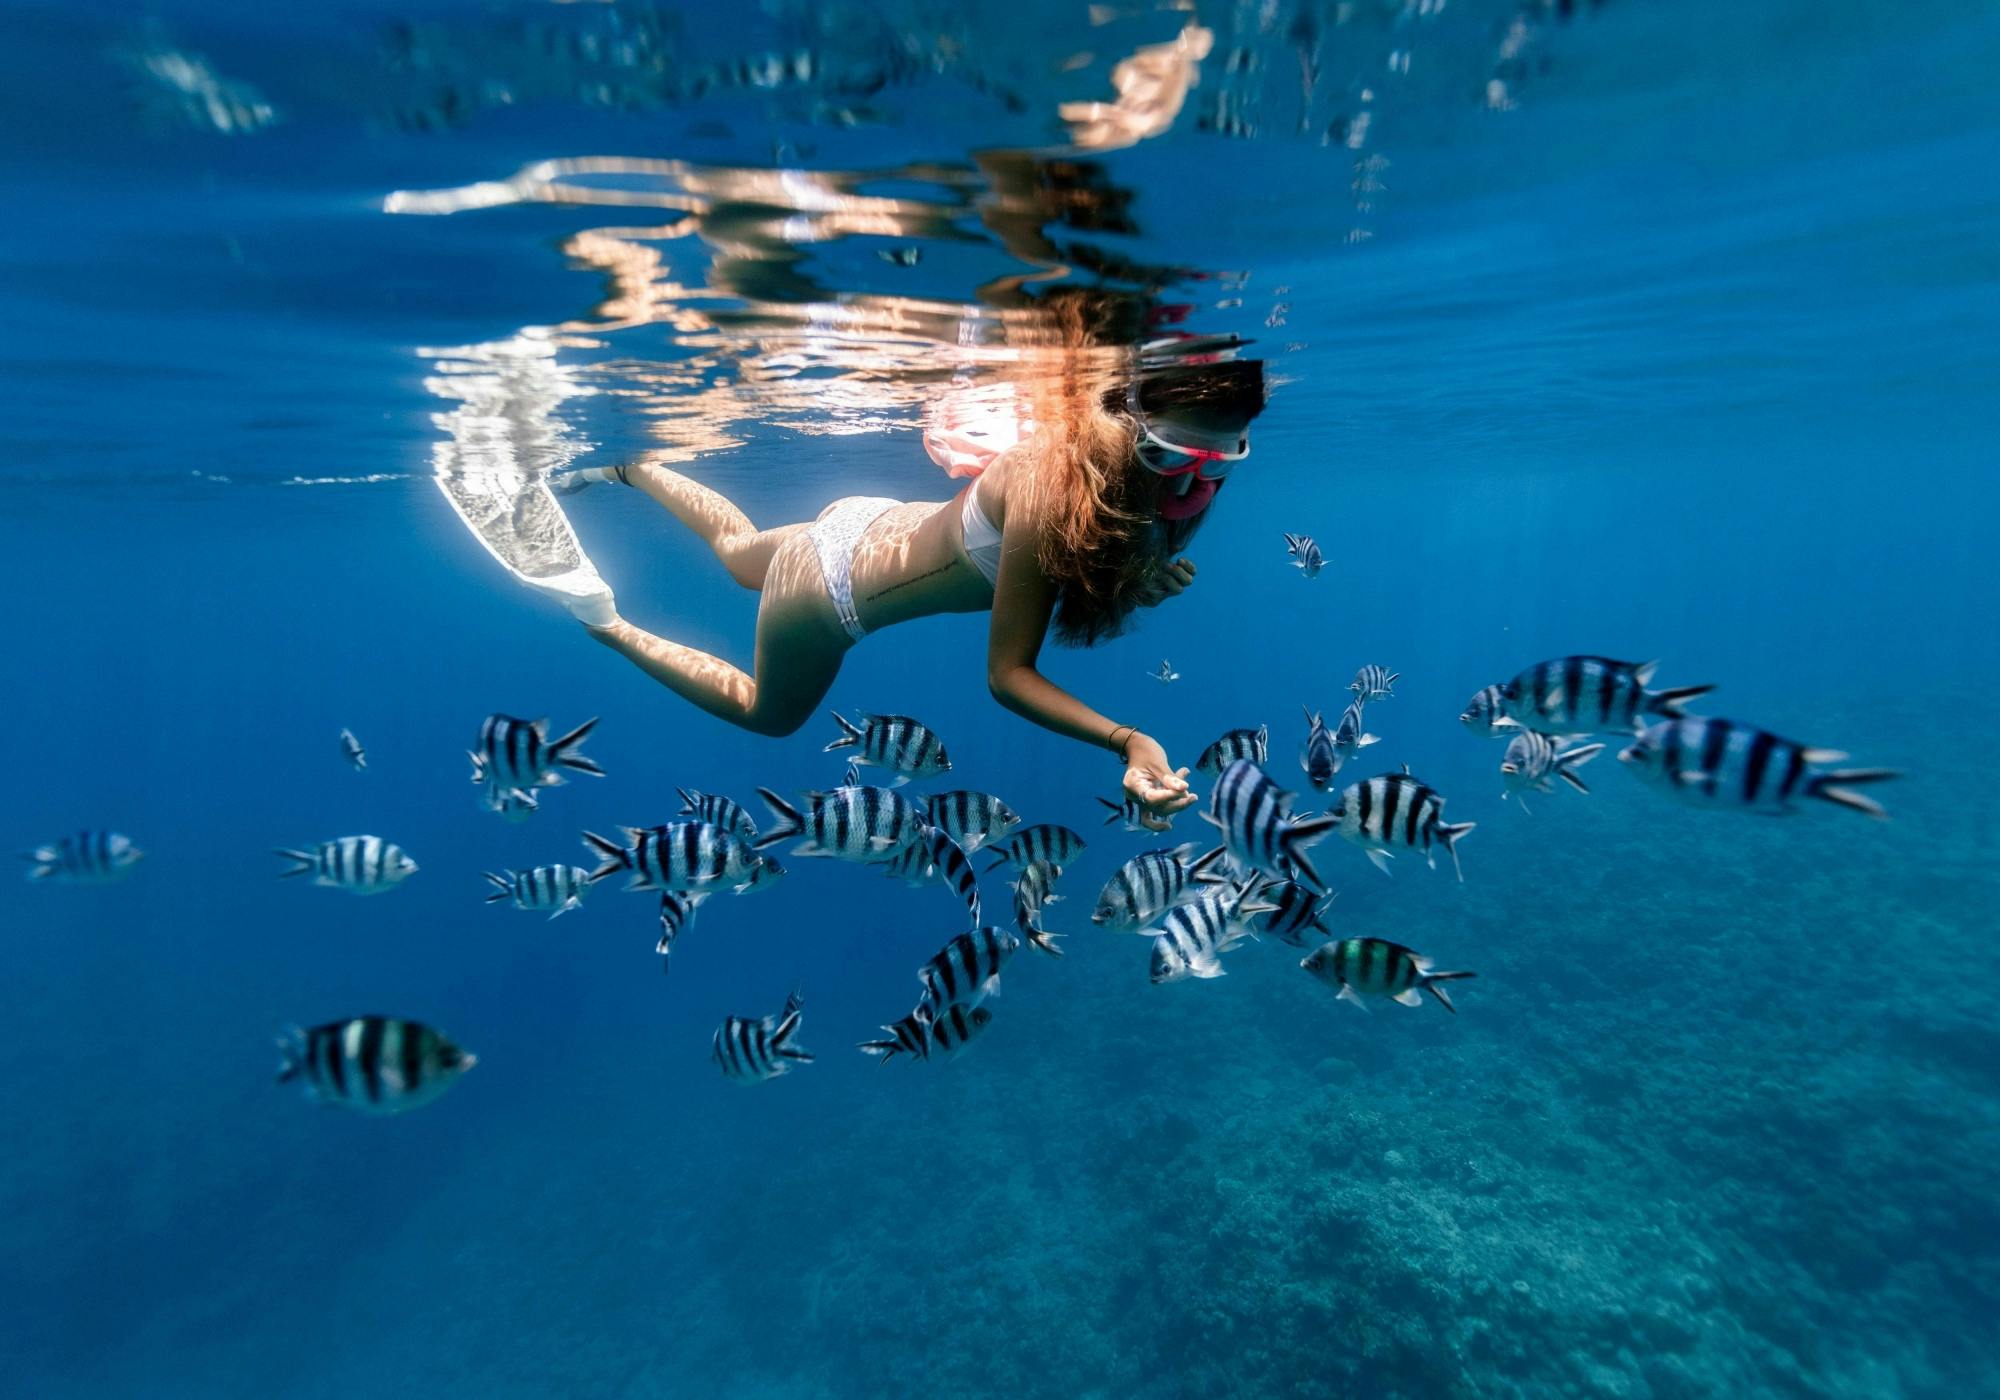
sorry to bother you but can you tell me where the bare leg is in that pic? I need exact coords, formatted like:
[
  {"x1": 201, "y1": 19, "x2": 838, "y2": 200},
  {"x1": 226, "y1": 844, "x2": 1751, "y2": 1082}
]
[
  {"x1": 621, "y1": 452, "x2": 805, "y2": 590},
  {"x1": 586, "y1": 532, "x2": 847, "y2": 737}
]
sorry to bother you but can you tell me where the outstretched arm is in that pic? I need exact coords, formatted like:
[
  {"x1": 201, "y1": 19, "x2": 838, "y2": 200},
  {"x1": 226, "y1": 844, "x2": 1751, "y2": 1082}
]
[{"x1": 985, "y1": 502, "x2": 1197, "y2": 827}]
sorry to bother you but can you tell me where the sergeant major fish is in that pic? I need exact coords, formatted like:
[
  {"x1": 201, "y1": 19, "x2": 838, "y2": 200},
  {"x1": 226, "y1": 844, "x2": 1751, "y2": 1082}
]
[
  {"x1": 1302, "y1": 938, "x2": 1476, "y2": 1013},
  {"x1": 277, "y1": 1016, "x2": 475, "y2": 1113},
  {"x1": 675, "y1": 788, "x2": 758, "y2": 842},
  {"x1": 1500, "y1": 732, "x2": 1605, "y2": 814},
  {"x1": 823, "y1": 711, "x2": 951, "y2": 778},
  {"x1": 1283, "y1": 532, "x2": 1324, "y2": 578},
  {"x1": 276, "y1": 836, "x2": 418, "y2": 894},
  {"x1": 1618, "y1": 717, "x2": 1898, "y2": 818},
  {"x1": 1203, "y1": 759, "x2": 1338, "y2": 891},
  {"x1": 1092, "y1": 844, "x2": 1227, "y2": 931},
  {"x1": 922, "y1": 790, "x2": 1021, "y2": 853},
  {"x1": 756, "y1": 785, "x2": 927, "y2": 864},
  {"x1": 1330, "y1": 700, "x2": 1381, "y2": 774},
  {"x1": 1459, "y1": 685, "x2": 1511, "y2": 738},
  {"x1": 1328, "y1": 769, "x2": 1476, "y2": 880},
  {"x1": 1252, "y1": 879, "x2": 1338, "y2": 948},
  {"x1": 482, "y1": 864, "x2": 593, "y2": 920},
  {"x1": 1096, "y1": 795, "x2": 1170, "y2": 831},
  {"x1": 24, "y1": 831, "x2": 143, "y2": 883},
  {"x1": 1195, "y1": 724, "x2": 1269, "y2": 777},
  {"x1": 1349, "y1": 665, "x2": 1398, "y2": 702},
  {"x1": 713, "y1": 988, "x2": 814, "y2": 1084},
  {"x1": 982, "y1": 823, "x2": 1086, "y2": 875},
  {"x1": 469, "y1": 714, "x2": 605, "y2": 790},
  {"x1": 1012, "y1": 859, "x2": 1064, "y2": 958},
  {"x1": 655, "y1": 891, "x2": 708, "y2": 973},
  {"x1": 339, "y1": 728, "x2": 366, "y2": 771},
  {"x1": 582, "y1": 823, "x2": 780, "y2": 895},
  {"x1": 916, "y1": 926, "x2": 1022, "y2": 1015},
  {"x1": 1151, "y1": 659, "x2": 1180, "y2": 684},
  {"x1": 1147, "y1": 878, "x2": 1278, "y2": 984},
  {"x1": 1494, "y1": 657, "x2": 1714, "y2": 736},
  {"x1": 859, "y1": 1003, "x2": 994, "y2": 1064}
]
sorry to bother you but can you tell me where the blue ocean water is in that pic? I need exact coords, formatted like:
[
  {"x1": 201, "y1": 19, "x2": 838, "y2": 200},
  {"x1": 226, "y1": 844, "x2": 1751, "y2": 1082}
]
[{"x1": 4, "y1": 1, "x2": 1997, "y2": 1395}]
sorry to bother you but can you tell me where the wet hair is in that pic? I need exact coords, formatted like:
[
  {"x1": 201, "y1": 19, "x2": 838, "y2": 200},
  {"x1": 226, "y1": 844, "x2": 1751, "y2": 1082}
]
[{"x1": 1007, "y1": 293, "x2": 1267, "y2": 647}]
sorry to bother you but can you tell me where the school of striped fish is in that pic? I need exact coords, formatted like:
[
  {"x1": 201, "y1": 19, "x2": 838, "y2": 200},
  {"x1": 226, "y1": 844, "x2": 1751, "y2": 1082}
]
[{"x1": 20, "y1": 636, "x2": 1898, "y2": 1113}]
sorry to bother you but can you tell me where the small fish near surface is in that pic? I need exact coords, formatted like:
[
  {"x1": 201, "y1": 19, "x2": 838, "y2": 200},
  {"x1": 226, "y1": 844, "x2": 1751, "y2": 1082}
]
[
  {"x1": 675, "y1": 788, "x2": 759, "y2": 842},
  {"x1": 338, "y1": 728, "x2": 366, "y2": 771},
  {"x1": 470, "y1": 713, "x2": 605, "y2": 790},
  {"x1": 1252, "y1": 879, "x2": 1338, "y2": 948},
  {"x1": 859, "y1": 1003, "x2": 994, "y2": 1064},
  {"x1": 1495, "y1": 657, "x2": 1714, "y2": 736},
  {"x1": 1011, "y1": 858, "x2": 1065, "y2": 958},
  {"x1": 24, "y1": 831, "x2": 143, "y2": 883},
  {"x1": 276, "y1": 836, "x2": 418, "y2": 895},
  {"x1": 1500, "y1": 732, "x2": 1605, "y2": 814},
  {"x1": 1618, "y1": 717, "x2": 1898, "y2": 819},
  {"x1": 1301, "y1": 938, "x2": 1476, "y2": 1013},
  {"x1": 877, "y1": 245, "x2": 922, "y2": 267},
  {"x1": 1151, "y1": 659, "x2": 1180, "y2": 684},
  {"x1": 1349, "y1": 665, "x2": 1398, "y2": 703},
  {"x1": 1092, "y1": 844, "x2": 1227, "y2": 931},
  {"x1": 1195, "y1": 724, "x2": 1269, "y2": 777},
  {"x1": 1146, "y1": 878, "x2": 1278, "y2": 984},
  {"x1": 917, "y1": 926, "x2": 1022, "y2": 1016},
  {"x1": 582, "y1": 823, "x2": 781, "y2": 895},
  {"x1": 1203, "y1": 759, "x2": 1338, "y2": 891},
  {"x1": 756, "y1": 785, "x2": 928, "y2": 864},
  {"x1": 982, "y1": 823, "x2": 1087, "y2": 875},
  {"x1": 655, "y1": 891, "x2": 709, "y2": 973},
  {"x1": 713, "y1": 988, "x2": 815, "y2": 1084},
  {"x1": 1459, "y1": 685, "x2": 1511, "y2": 738},
  {"x1": 1283, "y1": 532, "x2": 1324, "y2": 578},
  {"x1": 482, "y1": 864, "x2": 594, "y2": 920},
  {"x1": 1097, "y1": 795, "x2": 1172, "y2": 831},
  {"x1": 1329, "y1": 768, "x2": 1476, "y2": 880},
  {"x1": 923, "y1": 790, "x2": 1022, "y2": 853},
  {"x1": 823, "y1": 710, "x2": 951, "y2": 778},
  {"x1": 277, "y1": 1016, "x2": 475, "y2": 1113}
]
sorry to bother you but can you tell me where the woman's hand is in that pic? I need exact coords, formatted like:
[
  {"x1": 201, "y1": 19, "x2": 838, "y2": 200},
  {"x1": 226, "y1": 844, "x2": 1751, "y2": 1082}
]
[
  {"x1": 1122, "y1": 731, "x2": 1198, "y2": 830},
  {"x1": 1136, "y1": 557, "x2": 1197, "y2": 608}
]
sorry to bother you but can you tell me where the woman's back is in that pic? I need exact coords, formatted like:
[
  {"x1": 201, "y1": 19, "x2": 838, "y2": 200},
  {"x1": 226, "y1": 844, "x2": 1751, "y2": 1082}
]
[{"x1": 845, "y1": 455, "x2": 1014, "y2": 634}]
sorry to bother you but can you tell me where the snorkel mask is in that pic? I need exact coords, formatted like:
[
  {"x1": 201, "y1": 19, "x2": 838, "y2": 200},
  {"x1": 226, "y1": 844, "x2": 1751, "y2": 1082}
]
[{"x1": 1127, "y1": 342, "x2": 1262, "y2": 520}]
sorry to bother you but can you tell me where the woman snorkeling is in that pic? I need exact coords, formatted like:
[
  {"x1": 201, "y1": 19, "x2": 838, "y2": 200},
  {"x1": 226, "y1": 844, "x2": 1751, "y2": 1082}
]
[{"x1": 546, "y1": 320, "x2": 1266, "y2": 829}]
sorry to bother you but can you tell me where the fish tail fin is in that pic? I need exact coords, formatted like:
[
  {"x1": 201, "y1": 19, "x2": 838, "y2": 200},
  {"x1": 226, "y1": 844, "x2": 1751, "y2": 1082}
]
[
  {"x1": 1648, "y1": 683, "x2": 1716, "y2": 719},
  {"x1": 822, "y1": 710, "x2": 863, "y2": 752},
  {"x1": 1096, "y1": 797, "x2": 1126, "y2": 826},
  {"x1": 1557, "y1": 742, "x2": 1606, "y2": 792},
  {"x1": 1024, "y1": 924, "x2": 1064, "y2": 959},
  {"x1": 675, "y1": 787, "x2": 698, "y2": 816},
  {"x1": 482, "y1": 871, "x2": 513, "y2": 903},
  {"x1": 275, "y1": 849, "x2": 316, "y2": 879},
  {"x1": 753, "y1": 788, "x2": 803, "y2": 848},
  {"x1": 1188, "y1": 846, "x2": 1231, "y2": 884},
  {"x1": 1810, "y1": 769, "x2": 1899, "y2": 819},
  {"x1": 1420, "y1": 970, "x2": 1478, "y2": 1014},
  {"x1": 775, "y1": 998, "x2": 814, "y2": 1062},
  {"x1": 579, "y1": 830, "x2": 631, "y2": 882},
  {"x1": 275, "y1": 1025, "x2": 305, "y2": 1083},
  {"x1": 548, "y1": 716, "x2": 605, "y2": 777},
  {"x1": 1278, "y1": 815, "x2": 1339, "y2": 892},
  {"x1": 1438, "y1": 821, "x2": 1477, "y2": 882},
  {"x1": 857, "y1": 1034, "x2": 903, "y2": 1064}
]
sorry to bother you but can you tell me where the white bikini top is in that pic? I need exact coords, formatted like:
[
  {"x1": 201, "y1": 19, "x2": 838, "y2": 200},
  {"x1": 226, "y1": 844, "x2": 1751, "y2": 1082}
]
[{"x1": 960, "y1": 484, "x2": 1003, "y2": 586}]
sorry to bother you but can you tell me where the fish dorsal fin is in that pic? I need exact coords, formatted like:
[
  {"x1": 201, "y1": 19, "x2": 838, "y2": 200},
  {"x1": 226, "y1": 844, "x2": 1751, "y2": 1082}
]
[
  {"x1": 1802, "y1": 748, "x2": 1849, "y2": 765},
  {"x1": 1634, "y1": 660, "x2": 1659, "y2": 686}
]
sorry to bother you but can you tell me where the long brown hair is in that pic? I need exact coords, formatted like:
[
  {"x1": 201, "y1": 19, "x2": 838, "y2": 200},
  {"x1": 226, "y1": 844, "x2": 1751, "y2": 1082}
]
[{"x1": 1005, "y1": 294, "x2": 1264, "y2": 646}]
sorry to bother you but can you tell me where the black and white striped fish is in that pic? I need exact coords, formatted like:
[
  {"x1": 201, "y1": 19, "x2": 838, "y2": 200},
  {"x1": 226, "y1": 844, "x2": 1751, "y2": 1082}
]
[
  {"x1": 469, "y1": 714, "x2": 605, "y2": 790},
  {"x1": 755, "y1": 785, "x2": 927, "y2": 864},
  {"x1": 675, "y1": 788, "x2": 759, "y2": 842},
  {"x1": 859, "y1": 1003, "x2": 994, "y2": 1064},
  {"x1": 1012, "y1": 858, "x2": 1064, "y2": 958},
  {"x1": 24, "y1": 831, "x2": 143, "y2": 883},
  {"x1": 581, "y1": 823, "x2": 780, "y2": 895},
  {"x1": 1500, "y1": 732, "x2": 1605, "y2": 813},
  {"x1": 713, "y1": 988, "x2": 814, "y2": 1084},
  {"x1": 823, "y1": 711, "x2": 952, "y2": 777},
  {"x1": 1328, "y1": 769, "x2": 1476, "y2": 879},
  {"x1": 1618, "y1": 718, "x2": 1898, "y2": 819},
  {"x1": 1299, "y1": 706, "x2": 1343, "y2": 790},
  {"x1": 276, "y1": 836, "x2": 418, "y2": 894},
  {"x1": 877, "y1": 822, "x2": 983, "y2": 926},
  {"x1": 338, "y1": 728, "x2": 366, "y2": 771},
  {"x1": 480, "y1": 783, "x2": 539, "y2": 822},
  {"x1": 1146, "y1": 878, "x2": 1277, "y2": 984},
  {"x1": 917, "y1": 926, "x2": 1022, "y2": 1015},
  {"x1": 482, "y1": 864, "x2": 593, "y2": 920},
  {"x1": 923, "y1": 790, "x2": 1021, "y2": 853},
  {"x1": 1096, "y1": 795, "x2": 1170, "y2": 831},
  {"x1": 1203, "y1": 760, "x2": 1338, "y2": 891},
  {"x1": 1283, "y1": 532, "x2": 1324, "y2": 578},
  {"x1": 1302, "y1": 938, "x2": 1476, "y2": 1013},
  {"x1": 277, "y1": 1016, "x2": 476, "y2": 1113},
  {"x1": 1195, "y1": 724, "x2": 1269, "y2": 777},
  {"x1": 982, "y1": 823, "x2": 1086, "y2": 875},
  {"x1": 1496, "y1": 657, "x2": 1714, "y2": 736},
  {"x1": 655, "y1": 891, "x2": 708, "y2": 973},
  {"x1": 1252, "y1": 879, "x2": 1338, "y2": 948},
  {"x1": 1460, "y1": 685, "x2": 1511, "y2": 738},
  {"x1": 1349, "y1": 665, "x2": 1399, "y2": 702},
  {"x1": 1091, "y1": 843, "x2": 1227, "y2": 931},
  {"x1": 1152, "y1": 659, "x2": 1181, "y2": 684}
]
